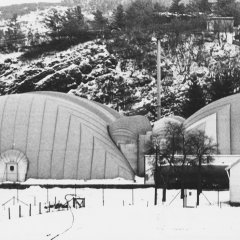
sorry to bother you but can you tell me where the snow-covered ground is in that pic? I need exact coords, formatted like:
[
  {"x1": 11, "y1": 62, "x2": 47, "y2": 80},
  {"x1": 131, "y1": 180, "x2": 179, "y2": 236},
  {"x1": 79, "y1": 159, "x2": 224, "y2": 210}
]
[
  {"x1": 0, "y1": 52, "x2": 23, "y2": 62},
  {"x1": 2, "y1": 205, "x2": 240, "y2": 240},
  {"x1": 0, "y1": 185, "x2": 237, "y2": 240}
]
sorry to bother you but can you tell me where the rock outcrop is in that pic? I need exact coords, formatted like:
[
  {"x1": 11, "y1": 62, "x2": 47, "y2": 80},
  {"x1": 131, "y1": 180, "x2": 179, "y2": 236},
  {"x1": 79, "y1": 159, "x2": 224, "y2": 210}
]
[{"x1": 0, "y1": 40, "x2": 156, "y2": 120}]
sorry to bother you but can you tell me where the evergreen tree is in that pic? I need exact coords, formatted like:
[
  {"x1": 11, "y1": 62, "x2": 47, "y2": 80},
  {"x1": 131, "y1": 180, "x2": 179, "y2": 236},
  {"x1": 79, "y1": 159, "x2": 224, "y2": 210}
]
[
  {"x1": 27, "y1": 29, "x2": 34, "y2": 46},
  {"x1": 198, "y1": 0, "x2": 211, "y2": 12},
  {"x1": 34, "y1": 31, "x2": 41, "y2": 45},
  {"x1": 113, "y1": 76, "x2": 135, "y2": 111},
  {"x1": 186, "y1": 0, "x2": 210, "y2": 13},
  {"x1": 44, "y1": 9, "x2": 64, "y2": 40},
  {"x1": 217, "y1": 0, "x2": 235, "y2": 10},
  {"x1": 27, "y1": 30, "x2": 41, "y2": 46},
  {"x1": 94, "y1": 74, "x2": 135, "y2": 112},
  {"x1": 61, "y1": 6, "x2": 86, "y2": 39},
  {"x1": 153, "y1": 2, "x2": 167, "y2": 12},
  {"x1": 208, "y1": 71, "x2": 236, "y2": 102},
  {"x1": 91, "y1": 10, "x2": 108, "y2": 31},
  {"x1": 215, "y1": 0, "x2": 240, "y2": 25},
  {"x1": 182, "y1": 76, "x2": 206, "y2": 118},
  {"x1": 0, "y1": 29, "x2": 4, "y2": 42},
  {"x1": 125, "y1": 0, "x2": 154, "y2": 30},
  {"x1": 169, "y1": 0, "x2": 185, "y2": 14},
  {"x1": 4, "y1": 14, "x2": 25, "y2": 50},
  {"x1": 44, "y1": 6, "x2": 87, "y2": 41},
  {"x1": 111, "y1": 4, "x2": 126, "y2": 30}
]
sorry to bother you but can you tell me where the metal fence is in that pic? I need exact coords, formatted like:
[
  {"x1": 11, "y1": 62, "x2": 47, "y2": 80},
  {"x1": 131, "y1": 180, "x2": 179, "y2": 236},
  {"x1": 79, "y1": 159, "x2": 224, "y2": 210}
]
[{"x1": 0, "y1": 187, "x2": 231, "y2": 221}]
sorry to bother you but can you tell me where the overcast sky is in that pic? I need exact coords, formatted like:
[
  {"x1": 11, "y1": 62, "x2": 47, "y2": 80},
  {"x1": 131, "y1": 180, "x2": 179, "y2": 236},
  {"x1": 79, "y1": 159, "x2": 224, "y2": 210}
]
[{"x1": 0, "y1": 0, "x2": 61, "y2": 7}]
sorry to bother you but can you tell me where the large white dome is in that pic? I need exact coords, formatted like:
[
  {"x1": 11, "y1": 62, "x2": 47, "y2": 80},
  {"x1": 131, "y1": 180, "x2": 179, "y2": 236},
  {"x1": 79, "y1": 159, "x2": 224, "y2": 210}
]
[{"x1": 0, "y1": 92, "x2": 135, "y2": 182}]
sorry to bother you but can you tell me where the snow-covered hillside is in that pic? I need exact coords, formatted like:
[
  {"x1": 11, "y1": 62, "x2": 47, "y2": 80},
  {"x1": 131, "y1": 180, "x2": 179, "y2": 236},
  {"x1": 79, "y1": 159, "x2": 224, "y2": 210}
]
[
  {"x1": 0, "y1": 40, "x2": 157, "y2": 118},
  {"x1": 0, "y1": 37, "x2": 240, "y2": 121}
]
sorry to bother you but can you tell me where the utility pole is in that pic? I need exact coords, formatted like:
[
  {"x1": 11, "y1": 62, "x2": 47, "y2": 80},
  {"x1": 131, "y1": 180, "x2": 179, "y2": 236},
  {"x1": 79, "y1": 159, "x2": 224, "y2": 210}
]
[
  {"x1": 154, "y1": 39, "x2": 162, "y2": 206},
  {"x1": 157, "y1": 38, "x2": 161, "y2": 120},
  {"x1": 154, "y1": 142, "x2": 158, "y2": 205}
]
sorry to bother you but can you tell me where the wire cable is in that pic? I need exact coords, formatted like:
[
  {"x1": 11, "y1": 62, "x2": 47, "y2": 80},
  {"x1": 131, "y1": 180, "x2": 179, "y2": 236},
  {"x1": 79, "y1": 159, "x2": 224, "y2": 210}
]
[{"x1": 50, "y1": 206, "x2": 75, "y2": 240}]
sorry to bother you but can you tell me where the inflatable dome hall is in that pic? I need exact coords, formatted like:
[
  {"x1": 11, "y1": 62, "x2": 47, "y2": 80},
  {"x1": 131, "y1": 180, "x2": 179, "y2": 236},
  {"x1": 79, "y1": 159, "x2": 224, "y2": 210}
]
[{"x1": 0, "y1": 92, "x2": 152, "y2": 182}]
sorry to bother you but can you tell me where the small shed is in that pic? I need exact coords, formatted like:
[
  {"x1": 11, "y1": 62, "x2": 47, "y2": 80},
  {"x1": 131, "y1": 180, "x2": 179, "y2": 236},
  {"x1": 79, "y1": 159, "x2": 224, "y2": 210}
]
[
  {"x1": 226, "y1": 159, "x2": 240, "y2": 205},
  {"x1": 183, "y1": 189, "x2": 197, "y2": 208},
  {"x1": 206, "y1": 16, "x2": 234, "y2": 33}
]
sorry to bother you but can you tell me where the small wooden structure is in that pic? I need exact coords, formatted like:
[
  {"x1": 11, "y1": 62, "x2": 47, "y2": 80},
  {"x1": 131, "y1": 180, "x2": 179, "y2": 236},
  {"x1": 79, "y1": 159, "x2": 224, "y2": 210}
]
[
  {"x1": 183, "y1": 189, "x2": 197, "y2": 208},
  {"x1": 45, "y1": 195, "x2": 85, "y2": 212},
  {"x1": 206, "y1": 16, "x2": 234, "y2": 33},
  {"x1": 65, "y1": 194, "x2": 85, "y2": 208}
]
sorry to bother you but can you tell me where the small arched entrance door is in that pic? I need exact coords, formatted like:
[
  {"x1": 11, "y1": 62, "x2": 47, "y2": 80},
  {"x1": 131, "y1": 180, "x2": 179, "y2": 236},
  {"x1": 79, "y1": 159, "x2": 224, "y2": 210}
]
[{"x1": 0, "y1": 150, "x2": 28, "y2": 183}]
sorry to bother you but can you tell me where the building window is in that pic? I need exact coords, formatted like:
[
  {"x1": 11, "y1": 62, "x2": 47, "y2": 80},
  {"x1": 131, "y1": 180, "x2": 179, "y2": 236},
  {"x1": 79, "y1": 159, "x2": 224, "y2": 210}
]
[{"x1": 10, "y1": 165, "x2": 14, "y2": 171}]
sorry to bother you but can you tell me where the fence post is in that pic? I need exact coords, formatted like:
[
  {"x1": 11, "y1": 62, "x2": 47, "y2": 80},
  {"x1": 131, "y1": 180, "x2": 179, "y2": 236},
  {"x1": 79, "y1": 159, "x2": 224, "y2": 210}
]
[
  {"x1": 29, "y1": 204, "x2": 31, "y2": 216},
  {"x1": 123, "y1": 200, "x2": 124, "y2": 206},
  {"x1": 8, "y1": 208, "x2": 10, "y2": 220},
  {"x1": 132, "y1": 189, "x2": 134, "y2": 205},
  {"x1": 34, "y1": 196, "x2": 36, "y2": 206},
  {"x1": 17, "y1": 188, "x2": 19, "y2": 203},
  {"x1": 162, "y1": 188, "x2": 166, "y2": 202},
  {"x1": 47, "y1": 187, "x2": 49, "y2": 204},
  {"x1": 102, "y1": 189, "x2": 105, "y2": 206},
  {"x1": 73, "y1": 198, "x2": 75, "y2": 208},
  {"x1": 19, "y1": 205, "x2": 21, "y2": 218},
  {"x1": 39, "y1": 202, "x2": 41, "y2": 215}
]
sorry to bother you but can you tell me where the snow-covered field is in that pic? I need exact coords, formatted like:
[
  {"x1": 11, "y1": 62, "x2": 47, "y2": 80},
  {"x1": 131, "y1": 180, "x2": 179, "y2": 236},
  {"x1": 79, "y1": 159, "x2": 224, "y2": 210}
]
[
  {"x1": 2, "y1": 205, "x2": 240, "y2": 240},
  {"x1": 0, "y1": 185, "x2": 238, "y2": 240}
]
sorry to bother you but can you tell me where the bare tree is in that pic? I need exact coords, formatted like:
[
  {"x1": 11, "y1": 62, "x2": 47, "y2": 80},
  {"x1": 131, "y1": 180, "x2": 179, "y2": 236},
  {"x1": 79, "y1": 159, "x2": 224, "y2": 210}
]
[
  {"x1": 151, "y1": 121, "x2": 184, "y2": 204},
  {"x1": 187, "y1": 130, "x2": 217, "y2": 205},
  {"x1": 151, "y1": 122, "x2": 217, "y2": 206},
  {"x1": 160, "y1": 122, "x2": 192, "y2": 199}
]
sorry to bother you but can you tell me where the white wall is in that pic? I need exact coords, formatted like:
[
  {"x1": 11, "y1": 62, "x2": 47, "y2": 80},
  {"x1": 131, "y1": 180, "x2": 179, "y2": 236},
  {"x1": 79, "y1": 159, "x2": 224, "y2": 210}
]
[{"x1": 230, "y1": 162, "x2": 240, "y2": 203}]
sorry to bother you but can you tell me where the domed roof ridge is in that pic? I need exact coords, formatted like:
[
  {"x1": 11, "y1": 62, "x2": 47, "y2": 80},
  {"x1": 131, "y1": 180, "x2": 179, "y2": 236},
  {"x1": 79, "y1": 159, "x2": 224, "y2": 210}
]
[
  {"x1": 29, "y1": 91, "x2": 121, "y2": 124},
  {"x1": 185, "y1": 93, "x2": 240, "y2": 126}
]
